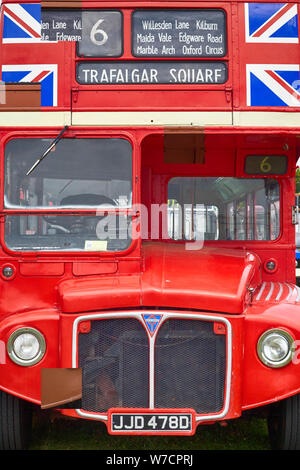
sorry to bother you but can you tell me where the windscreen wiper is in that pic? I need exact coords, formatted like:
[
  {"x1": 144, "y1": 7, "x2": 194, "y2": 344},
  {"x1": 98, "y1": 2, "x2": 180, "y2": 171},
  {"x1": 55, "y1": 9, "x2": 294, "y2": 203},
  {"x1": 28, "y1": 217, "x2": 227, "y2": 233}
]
[{"x1": 26, "y1": 125, "x2": 69, "y2": 176}]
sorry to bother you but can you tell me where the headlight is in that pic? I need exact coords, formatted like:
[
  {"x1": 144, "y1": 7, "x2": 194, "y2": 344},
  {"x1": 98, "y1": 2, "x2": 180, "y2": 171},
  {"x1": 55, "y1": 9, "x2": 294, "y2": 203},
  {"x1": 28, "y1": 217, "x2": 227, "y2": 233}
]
[
  {"x1": 257, "y1": 329, "x2": 295, "y2": 368},
  {"x1": 7, "y1": 327, "x2": 46, "y2": 366}
]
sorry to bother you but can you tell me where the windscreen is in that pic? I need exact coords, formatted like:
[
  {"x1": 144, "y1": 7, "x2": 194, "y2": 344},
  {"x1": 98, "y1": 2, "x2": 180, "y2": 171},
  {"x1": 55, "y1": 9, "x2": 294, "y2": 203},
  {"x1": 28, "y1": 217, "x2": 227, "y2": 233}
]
[
  {"x1": 4, "y1": 137, "x2": 133, "y2": 252},
  {"x1": 5, "y1": 138, "x2": 132, "y2": 209}
]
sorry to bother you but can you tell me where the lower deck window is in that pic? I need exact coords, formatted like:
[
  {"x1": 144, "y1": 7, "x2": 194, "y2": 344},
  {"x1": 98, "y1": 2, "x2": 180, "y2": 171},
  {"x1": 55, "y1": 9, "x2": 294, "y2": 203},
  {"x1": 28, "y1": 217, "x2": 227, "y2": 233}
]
[
  {"x1": 167, "y1": 177, "x2": 280, "y2": 241},
  {"x1": 4, "y1": 137, "x2": 133, "y2": 252},
  {"x1": 5, "y1": 214, "x2": 132, "y2": 252}
]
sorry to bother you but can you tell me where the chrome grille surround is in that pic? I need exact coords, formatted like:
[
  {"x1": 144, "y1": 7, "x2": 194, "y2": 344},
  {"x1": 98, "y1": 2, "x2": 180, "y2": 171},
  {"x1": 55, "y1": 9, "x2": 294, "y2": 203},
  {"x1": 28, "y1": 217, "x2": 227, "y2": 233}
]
[{"x1": 72, "y1": 312, "x2": 232, "y2": 423}]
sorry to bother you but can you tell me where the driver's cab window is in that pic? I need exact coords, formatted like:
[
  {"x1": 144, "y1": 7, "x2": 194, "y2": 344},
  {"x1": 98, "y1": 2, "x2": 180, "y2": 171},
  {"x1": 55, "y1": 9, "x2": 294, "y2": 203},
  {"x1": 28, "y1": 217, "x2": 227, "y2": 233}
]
[{"x1": 4, "y1": 138, "x2": 132, "y2": 252}]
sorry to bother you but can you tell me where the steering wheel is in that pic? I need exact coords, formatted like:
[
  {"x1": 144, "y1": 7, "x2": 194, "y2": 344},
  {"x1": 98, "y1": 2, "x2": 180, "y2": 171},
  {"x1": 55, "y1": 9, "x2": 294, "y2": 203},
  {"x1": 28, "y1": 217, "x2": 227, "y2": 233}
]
[{"x1": 44, "y1": 194, "x2": 116, "y2": 234}]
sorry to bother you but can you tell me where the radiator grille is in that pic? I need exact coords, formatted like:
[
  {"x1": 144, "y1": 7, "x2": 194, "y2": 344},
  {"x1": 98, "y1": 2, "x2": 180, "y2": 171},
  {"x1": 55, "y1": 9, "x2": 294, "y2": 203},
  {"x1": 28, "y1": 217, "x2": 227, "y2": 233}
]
[
  {"x1": 154, "y1": 319, "x2": 226, "y2": 413},
  {"x1": 78, "y1": 318, "x2": 149, "y2": 412},
  {"x1": 77, "y1": 316, "x2": 227, "y2": 415}
]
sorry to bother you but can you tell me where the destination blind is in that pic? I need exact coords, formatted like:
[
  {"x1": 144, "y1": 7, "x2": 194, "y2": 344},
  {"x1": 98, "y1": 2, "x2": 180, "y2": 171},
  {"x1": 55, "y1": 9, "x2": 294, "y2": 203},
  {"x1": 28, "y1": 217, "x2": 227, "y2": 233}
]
[
  {"x1": 76, "y1": 62, "x2": 227, "y2": 85},
  {"x1": 132, "y1": 10, "x2": 227, "y2": 57},
  {"x1": 73, "y1": 8, "x2": 228, "y2": 85},
  {"x1": 42, "y1": 8, "x2": 227, "y2": 59}
]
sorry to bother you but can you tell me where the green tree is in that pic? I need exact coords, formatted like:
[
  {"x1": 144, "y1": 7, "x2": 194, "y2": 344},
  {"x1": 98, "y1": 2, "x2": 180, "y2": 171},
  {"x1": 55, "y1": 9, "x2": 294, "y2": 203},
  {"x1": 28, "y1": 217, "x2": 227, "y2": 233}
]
[{"x1": 296, "y1": 168, "x2": 300, "y2": 194}]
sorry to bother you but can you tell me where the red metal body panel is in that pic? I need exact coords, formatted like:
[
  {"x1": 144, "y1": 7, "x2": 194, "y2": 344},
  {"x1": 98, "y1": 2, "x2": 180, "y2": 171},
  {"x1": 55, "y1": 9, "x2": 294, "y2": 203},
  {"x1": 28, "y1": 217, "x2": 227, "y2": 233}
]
[{"x1": 1, "y1": 0, "x2": 300, "y2": 440}]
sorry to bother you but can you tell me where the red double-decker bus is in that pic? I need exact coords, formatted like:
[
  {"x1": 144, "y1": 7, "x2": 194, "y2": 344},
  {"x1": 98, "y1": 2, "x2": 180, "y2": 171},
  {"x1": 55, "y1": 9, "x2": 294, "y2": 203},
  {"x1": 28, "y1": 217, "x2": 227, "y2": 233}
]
[{"x1": 1, "y1": 0, "x2": 300, "y2": 450}]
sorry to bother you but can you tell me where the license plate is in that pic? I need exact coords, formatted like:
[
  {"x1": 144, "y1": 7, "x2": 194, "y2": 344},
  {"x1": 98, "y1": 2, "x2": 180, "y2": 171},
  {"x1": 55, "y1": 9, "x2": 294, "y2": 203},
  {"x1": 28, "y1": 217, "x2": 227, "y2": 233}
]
[{"x1": 109, "y1": 411, "x2": 193, "y2": 434}]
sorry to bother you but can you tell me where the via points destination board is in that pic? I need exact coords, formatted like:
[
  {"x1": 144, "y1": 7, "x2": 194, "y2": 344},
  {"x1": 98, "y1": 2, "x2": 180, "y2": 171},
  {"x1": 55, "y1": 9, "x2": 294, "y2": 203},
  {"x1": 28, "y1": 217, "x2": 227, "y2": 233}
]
[{"x1": 132, "y1": 10, "x2": 227, "y2": 57}]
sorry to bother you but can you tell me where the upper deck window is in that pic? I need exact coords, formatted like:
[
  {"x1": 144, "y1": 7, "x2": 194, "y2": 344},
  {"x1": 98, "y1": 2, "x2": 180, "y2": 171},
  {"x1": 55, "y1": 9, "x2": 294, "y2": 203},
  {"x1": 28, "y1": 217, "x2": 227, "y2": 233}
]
[
  {"x1": 168, "y1": 177, "x2": 280, "y2": 241},
  {"x1": 4, "y1": 138, "x2": 133, "y2": 252}
]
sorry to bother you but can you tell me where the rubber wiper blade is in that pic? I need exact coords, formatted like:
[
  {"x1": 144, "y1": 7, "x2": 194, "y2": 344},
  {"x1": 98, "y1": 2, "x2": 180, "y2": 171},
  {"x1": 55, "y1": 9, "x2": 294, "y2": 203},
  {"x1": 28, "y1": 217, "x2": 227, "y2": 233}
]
[{"x1": 26, "y1": 125, "x2": 69, "y2": 176}]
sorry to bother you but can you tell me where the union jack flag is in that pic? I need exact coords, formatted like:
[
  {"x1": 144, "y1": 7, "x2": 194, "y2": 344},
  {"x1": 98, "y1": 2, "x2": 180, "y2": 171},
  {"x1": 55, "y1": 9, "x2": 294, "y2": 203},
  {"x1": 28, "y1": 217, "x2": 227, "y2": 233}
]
[
  {"x1": 2, "y1": 2, "x2": 41, "y2": 44},
  {"x1": 245, "y1": 2, "x2": 298, "y2": 43},
  {"x1": 1, "y1": 64, "x2": 58, "y2": 107},
  {"x1": 247, "y1": 64, "x2": 300, "y2": 107},
  {"x1": 245, "y1": 3, "x2": 300, "y2": 107}
]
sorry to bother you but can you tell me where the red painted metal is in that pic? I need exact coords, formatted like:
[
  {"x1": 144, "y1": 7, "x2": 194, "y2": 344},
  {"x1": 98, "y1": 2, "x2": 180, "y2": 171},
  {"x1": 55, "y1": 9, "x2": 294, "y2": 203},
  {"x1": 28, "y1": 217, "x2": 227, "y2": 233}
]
[{"x1": 0, "y1": 0, "x2": 300, "y2": 439}]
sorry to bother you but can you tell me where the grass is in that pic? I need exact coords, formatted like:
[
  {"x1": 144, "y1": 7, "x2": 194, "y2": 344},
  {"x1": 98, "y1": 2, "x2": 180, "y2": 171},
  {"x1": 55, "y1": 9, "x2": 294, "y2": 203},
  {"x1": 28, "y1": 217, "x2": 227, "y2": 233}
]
[{"x1": 28, "y1": 411, "x2": 271, "y2": 451}]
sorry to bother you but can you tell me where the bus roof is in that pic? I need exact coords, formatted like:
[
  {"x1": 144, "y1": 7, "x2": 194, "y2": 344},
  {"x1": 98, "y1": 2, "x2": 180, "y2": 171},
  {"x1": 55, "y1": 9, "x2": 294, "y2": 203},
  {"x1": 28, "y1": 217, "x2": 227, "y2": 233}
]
[{"x1": 1, "y1": 0, "x2": 271, "y2": 3}]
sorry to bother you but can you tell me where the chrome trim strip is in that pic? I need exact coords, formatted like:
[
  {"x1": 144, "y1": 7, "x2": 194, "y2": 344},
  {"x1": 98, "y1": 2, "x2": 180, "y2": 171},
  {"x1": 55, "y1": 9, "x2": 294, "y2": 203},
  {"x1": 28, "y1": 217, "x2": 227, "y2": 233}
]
[
  {"x1": 291, "y1": 285, "x2": 297, "y2": 302},
  {"x1": 72, "y1": 312, "x2": 232, "y2": 424},
  {"x1": 275, "y1": 282, "x2": 283, "y2": 301},
  {"x1": 148, "y1": 333, "x2": 156, "y2": 409},
  {"x1": 285, "y1": 283, "x2": 293, "y2": 301},
  {"x1": 256, "y1": 282, "x2": 266, "y2": 300},
  {"x1": 265, "y1": 282, "x2": 274, "y2": 301},
  {"x1": 296, "y1": 285, "x2": 300, "y2": 303}
]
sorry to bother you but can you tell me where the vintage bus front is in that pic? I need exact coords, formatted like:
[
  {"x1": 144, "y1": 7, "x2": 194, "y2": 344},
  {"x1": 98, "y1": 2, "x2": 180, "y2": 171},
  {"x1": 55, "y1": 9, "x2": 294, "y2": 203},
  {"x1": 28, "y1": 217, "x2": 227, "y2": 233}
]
[{"x1": 1, "y1": 0, "x2": 300, "y2": 450}]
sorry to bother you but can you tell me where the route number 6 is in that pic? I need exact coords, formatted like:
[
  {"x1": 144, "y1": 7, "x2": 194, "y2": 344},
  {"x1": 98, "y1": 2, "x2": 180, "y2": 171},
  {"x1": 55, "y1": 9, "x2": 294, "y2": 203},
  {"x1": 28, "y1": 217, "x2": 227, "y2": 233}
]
[
  {"x1": 260, "y1": 156, "x2": 272, "y2": 173},
  {"x1": 90, "y1": 19, "x2": 108, "y2": 46}
]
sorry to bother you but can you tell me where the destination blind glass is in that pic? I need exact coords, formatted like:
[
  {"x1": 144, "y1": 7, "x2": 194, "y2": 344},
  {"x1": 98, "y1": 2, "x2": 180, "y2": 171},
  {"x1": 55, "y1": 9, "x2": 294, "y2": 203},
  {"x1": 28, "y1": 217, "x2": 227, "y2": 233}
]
[
  {"x1": 73, "y1": 8, "x2": 228, "y2": 85},
  {"x1": 132, "y1": 10, "x2": 227, "y2": 58},
  {"x1": 76, "y1": 62, "x2": 227, "y2": 85},
  {"x1": 63, "y1": 8, "x2": 227, "y2": 58}
]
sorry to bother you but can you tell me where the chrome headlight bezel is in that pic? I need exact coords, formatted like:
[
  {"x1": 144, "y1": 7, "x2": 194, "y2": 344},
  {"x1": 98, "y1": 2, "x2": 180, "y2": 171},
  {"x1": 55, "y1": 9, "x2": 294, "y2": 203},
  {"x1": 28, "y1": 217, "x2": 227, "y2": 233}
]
[
  {"x1": 7, "y1": 327, "x2": 46, "y2": 367},
  {"x1": 257, "y1": 328, "x2": 295, "y2": 368}
]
